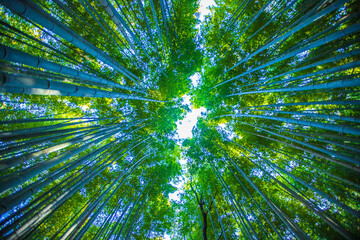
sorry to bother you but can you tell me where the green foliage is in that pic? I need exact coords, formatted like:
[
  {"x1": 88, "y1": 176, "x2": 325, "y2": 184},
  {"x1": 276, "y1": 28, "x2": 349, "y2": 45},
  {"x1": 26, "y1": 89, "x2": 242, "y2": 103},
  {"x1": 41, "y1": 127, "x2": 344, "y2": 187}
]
[
  {"x1": 1, "y1": 0, "x2": 360, "y2": 239},
  {"x1": 173, "y1": 0, "x2": 360, "y2": 239}
]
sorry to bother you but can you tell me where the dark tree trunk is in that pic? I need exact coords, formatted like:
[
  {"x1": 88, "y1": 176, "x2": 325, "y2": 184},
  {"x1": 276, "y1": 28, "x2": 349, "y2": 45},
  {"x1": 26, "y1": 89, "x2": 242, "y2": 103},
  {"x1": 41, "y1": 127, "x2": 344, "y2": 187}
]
[{"x1": 201, "y1": 209, "x2": 208, "y2": 240}]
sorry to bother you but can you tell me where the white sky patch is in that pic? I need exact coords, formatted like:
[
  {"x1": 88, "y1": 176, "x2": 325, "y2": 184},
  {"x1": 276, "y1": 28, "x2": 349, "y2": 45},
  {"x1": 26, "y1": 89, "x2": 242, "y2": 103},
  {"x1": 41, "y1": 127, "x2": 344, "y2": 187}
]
[
  {"x1": 168, "y1": 174, "x2": 185, "y2": 202},
  {"x1": 182, "y1": 94, "x2": 191, "y2": 105},
  {"x1": 189, "y1": 72, "x2": 201, "y2": 88},
  {"x1": 217, "y1": 123, "x2": 236, "y2": 140},
  {"x1": 80, "y1": 105, "x2": 89, "y2": 112},
  {"x1": 197, "y1": 0, "x2": 216, "y2": 22},
  {"x1": 176, "y1": 101, "x2": 206, "y2": 139}
]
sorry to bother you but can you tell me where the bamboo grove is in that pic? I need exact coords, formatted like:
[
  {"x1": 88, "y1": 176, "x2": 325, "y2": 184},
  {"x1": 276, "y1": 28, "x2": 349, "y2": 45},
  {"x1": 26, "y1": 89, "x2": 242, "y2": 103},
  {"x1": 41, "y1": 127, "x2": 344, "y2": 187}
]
[
  {"x1": 0, "y1": 0, "x2": 359, "y2": 239},
  {"x1": 0, "y1": 0, "x2": 199, "y2": 238}
]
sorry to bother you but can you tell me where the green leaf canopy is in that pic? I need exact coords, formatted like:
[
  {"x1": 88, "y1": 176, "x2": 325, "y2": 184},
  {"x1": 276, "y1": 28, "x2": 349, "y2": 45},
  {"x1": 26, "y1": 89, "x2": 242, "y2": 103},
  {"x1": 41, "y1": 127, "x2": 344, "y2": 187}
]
[{"x1": 0, "y1": 0, "x2": 359, "y2": 239}]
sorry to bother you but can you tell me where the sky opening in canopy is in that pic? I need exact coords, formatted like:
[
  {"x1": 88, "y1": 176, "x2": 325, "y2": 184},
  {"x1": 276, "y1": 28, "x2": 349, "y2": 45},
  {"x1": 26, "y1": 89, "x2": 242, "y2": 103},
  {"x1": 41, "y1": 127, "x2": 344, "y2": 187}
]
[{"x1": 1, "y1": 0, "x2": 359, "y2": 238}]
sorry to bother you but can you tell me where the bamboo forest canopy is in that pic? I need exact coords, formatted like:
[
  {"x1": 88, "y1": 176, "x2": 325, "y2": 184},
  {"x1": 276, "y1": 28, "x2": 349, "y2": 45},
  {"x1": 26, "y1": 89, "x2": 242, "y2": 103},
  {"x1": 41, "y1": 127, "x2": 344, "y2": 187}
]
[{"x1": 0, "y1": 0, "x2": 359, "y2": 239}]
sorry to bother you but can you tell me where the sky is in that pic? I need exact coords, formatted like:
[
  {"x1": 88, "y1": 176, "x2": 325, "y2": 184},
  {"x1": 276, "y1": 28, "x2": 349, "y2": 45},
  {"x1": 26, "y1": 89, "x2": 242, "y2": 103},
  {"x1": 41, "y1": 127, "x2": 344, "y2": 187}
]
[
  {"x1": 164, "y1": 1, "x2": 215, "y2": 238},
  {"x1": 198, "y1": 0, "x2": 216, "y2": 22},
  {"x1": 170, "y1": 74, "x2": 206, "y2": 202},
  {"x1": 164, "y1": 84, "x2": 206, "y2": 239},
  {"x1": 175, "y1": 95, "x2": 206, "y2": 139}
]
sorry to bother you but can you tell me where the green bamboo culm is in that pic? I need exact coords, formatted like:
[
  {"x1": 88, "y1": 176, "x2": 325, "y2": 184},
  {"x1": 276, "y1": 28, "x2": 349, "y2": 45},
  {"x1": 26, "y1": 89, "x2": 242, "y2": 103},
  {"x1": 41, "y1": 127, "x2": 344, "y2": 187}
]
[{"x1": 0, "y1": 0, "x2": 359, "y2": 239}]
